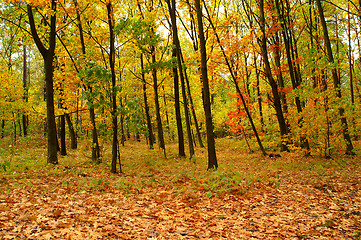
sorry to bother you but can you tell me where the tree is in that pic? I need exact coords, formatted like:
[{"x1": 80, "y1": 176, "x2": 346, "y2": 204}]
[
  {"x1": 165, "y1": 0, "x2": 194, "y2": 158},
  {"x1": 106, "y1": 1, "x2": 120, "y2": 173},
  {"x1": 27, "y1": 0, "x2": 58, "y2": 164},
  {"x1": 195, "y1": 0, "x2": 218, "y2": 170}
]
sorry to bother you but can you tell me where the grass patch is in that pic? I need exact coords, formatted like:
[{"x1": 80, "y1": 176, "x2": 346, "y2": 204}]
[{"x1": 0, "y1": 135, "x2": 360, "y2": 199}]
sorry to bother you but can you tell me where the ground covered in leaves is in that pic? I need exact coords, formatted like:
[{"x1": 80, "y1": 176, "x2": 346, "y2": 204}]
[{"x1": 0, "y1": 136, "x2": 360, "y2": 239}]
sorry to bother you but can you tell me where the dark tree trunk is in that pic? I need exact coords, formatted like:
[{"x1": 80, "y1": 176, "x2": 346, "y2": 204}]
[
  {"x1": 171, "y1": 48, "x2": 185, "y2": 156},
  {"x1": 65, "y1": 113, "x2": 77, "y2": 149},
  {"x1": 273, "y1": 33, "x2": 288, "y2": 113},
  {"x1": 315, "y1": 0, "x2": 354, "y2": 155},
  {"x1": 255, "y1": 57, "x2": 264, "y2": 130},
  {"x1": 107, "y1": 2, "x2": 120, "y2": 173},
  {"x1": 27, "y1": 1, "x2": 58, "y2": 164},
  {"x1": 151, "y1": 45, "x2": 166, "y2": 155},
  {"x1": 1, "y1": 120, "x2": 4, "y2": 138},
  {"x1": 22, "y1": 44, "x2": 28, "y2": 136},
  {"x1": 347, "y1": 4, "x2": 355, "y2": 105},
  {"x1": 140, "y1": 54, "x2": 154, "y2": 149},
  {"x1": 178, "y1": 0, "x2": 204, "y2": 148},
  {"x1": 181, "y1": 52, "x2": 204, "y2": 148},
  {"x1": 60, "y1": 115, "x2": 67, "y2": 156},
  {"x1": 195, "y1": 0, "x2": 218, "y2": 169},
  {"x1": 166, "y1": 0, "x2": 194, "y2": 158},
  {"x1": 89, "y1": 107, "x2": 101, "y2": 162},
  {"x1": 120, "y1": 112, "x2": 125, "y2": 146}
]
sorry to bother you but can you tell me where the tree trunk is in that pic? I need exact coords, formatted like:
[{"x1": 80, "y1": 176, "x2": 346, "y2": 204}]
[
  {"x1": 347, "y1": 4, "x2": 355, "y2": 105},
  {"x1": 1, "y1": 120, "x2": 4, "y2": 138},
  {"x1": 181, "y1": 52, "x2": 205, "y2": 148},
  {"x1": 195, "y1": 0, "x2": 218, "y2": 169},
  {"x1": 60, "y1": 115, "x2": 67, "y2": 156},
  {"x1": 140, "y1": 54, "x2": 154, "y2": 149},
  {"x1": 65, "y1": 113, "x2": 77, "y2": 149},
  {"x1": 171, "y1": 48, "x2": 185, "y2": 156},
  {"x1": 107, "y1": 1, "x2": 120, "y2": 173},
  {"x1": 22, "y1": 44, "x2": 28, "y2": 137},
  {"x1": 166, "y1": 0, "x2": 194, "y2": 158},
  {"x1": 151, "y1": 45, "x2": 166, "y2": 155},
  {"x1": 27, "y1": 1, "x2": 58, "y2": 164},
  {"x1": 254, "y1": 57, "x2": 264, "y2": 130},
  {"x1": 273, "y1": 34, "x2": 288, "y2": 114},
  {"x1": 315, "y1": 0, "x2": 354, "y2": 154}
]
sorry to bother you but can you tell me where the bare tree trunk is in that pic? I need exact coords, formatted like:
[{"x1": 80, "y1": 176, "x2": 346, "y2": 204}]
[
  {"x1": 151, "y1": 45, "x2": 166, "y2": 156},
  {"x1": 166, "y1": 0, "x2": 194, "y2": 158},
  {"x1": 171, "y1": 48, "x2": 185, "y2": 156},
  {"x1": 140, "y1": 54, "x2": 154, "y2": 149},
  {"x1": 22, "y1": 44, "x2": 28, "y2": 136},
  {"x1": 181, "y1": 52, "x2": 204, "y2": 148},
  {"x1": 60, "y1": 115, "x2": 67, "y2": 156},
  {"x1": 195, "y1": 0, "x2": 218, "y2": 169},
  {"x1": 27, "y1": 1, "x2": 58, "y2": 164},
  {"x1": 107, "y1": 1, "x2": 120, "y2": 173},
  {"x1": 1, "y1": 120, "x2": 4, "y2": 138},
  {"x1": 348, "y1": 4, "x2": 355, "y2": 105},
  {"x1": 254, "y1": 57, "x2": 264, "y2": 130},
  {"x1": 65, "y1": 113, "x2": 77, "y2": 149}
]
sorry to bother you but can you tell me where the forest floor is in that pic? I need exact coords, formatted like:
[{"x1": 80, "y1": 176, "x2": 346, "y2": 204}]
[{"x1": 0, "y1": 135, "x2": 360, "y2": 239}]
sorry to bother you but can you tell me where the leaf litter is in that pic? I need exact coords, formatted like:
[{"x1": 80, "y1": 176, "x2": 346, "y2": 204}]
[{"x1": 0, "y1": 137, "x2": 360, "y2": 239}]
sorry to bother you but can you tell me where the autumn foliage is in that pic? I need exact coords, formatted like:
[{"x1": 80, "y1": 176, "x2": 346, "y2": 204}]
[{"x1": 0, "y1": 0, "x2": 361, "y2": 237}]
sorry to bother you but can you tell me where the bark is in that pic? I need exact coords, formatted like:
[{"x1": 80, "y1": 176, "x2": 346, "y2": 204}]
[
  {"x1": 89, "y1": 107, "x2": 101, "y2": 162},
  {"x1": 1, "y1": 120, "x2": 4, "y2": 138},
  {"x1": 315, "y1": 0, "x2": 354, "y2": 154},
  {"x1": 60, "y1": 115, "x2": 67, "y2": 156},
  {"x1": 195, "y1": 0, "x2": 218, "y2": 169},
  {"x1": 151, "y1": 45, "x2": 166, "y2": 155},
  {"x1": 140, "y1": 54, "x2": 154, "y2": 149},
  {"x1": 65, "y1": 113, "x2": 77, "y2": 149},
  {"x1": 254, "y1": 57, "x2": 264, "y2": 130},
  {"x1": 166, "y1": 0, "x2": 194, "y2": 158},
  {"x1": 27, "y1": 1, "x2": 58, "y2": 164},
  {"x1": 181, "y1": 52, "x2": 205, "y2": 148},
  {"x1": 22, "y1": 44, "x2": 28, "y2": 136},
  {"x1": 273, "y1": 33, "x2": 288, "y2": 113},
  {"x1": 107, "y1": 2, "x2": 120, "y2": 173},
  {"x1": 348, "y1": 5, "x2": 355, "y2": 105},
  {"x1": 171, "y1": 48, "x2": 185, "y2": 156}
]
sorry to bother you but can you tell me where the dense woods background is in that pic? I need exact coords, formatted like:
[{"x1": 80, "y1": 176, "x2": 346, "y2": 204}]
[{"x1": 1, "y1": 0, "x2": 361, "y2": 171}]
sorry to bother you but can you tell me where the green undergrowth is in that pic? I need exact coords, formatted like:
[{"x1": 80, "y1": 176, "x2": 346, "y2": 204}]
[{"x1": 0, "y1": 135, "x2": 360, "y2": 198}]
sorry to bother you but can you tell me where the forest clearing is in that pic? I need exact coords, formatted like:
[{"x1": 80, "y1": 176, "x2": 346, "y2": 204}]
[{"x1": 0, "y1": 136, "x2": 360, "y2": 239}]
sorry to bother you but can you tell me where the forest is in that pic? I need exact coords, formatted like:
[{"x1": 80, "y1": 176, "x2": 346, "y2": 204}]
[{"x1": 0, "y1": 0, "x2": 360, "y2": 238}]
